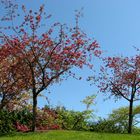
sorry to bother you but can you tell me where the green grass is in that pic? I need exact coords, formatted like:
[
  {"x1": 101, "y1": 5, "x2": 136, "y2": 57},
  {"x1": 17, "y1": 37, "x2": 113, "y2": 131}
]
[{"x1": 1, "y1": 130, "x2": 140, "y2": 140}]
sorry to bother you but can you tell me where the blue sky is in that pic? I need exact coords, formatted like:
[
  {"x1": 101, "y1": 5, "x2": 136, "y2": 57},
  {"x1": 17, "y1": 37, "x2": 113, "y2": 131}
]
[{"x1": 16, "y1": 0, "x2": 140, "y2": 118}]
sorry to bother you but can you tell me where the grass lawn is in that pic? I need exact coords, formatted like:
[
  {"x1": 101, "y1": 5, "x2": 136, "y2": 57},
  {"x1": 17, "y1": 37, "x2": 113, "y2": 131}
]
[{"x1": 1, "y1": 130, "x2": 140, "y2": 140}]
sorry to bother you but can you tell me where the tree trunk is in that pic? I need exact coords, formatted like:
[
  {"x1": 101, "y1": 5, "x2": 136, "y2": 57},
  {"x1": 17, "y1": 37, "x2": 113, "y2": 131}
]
[
  {"x1": 32, "y1": 94, "x2": 37, "y2": 132},
  {"x1": 0, "y1": 103, "x2": 5, "y2": 111},
  {"x1": 128, "y1": 100, "x2": 133, "y2": 134},
  {"x1": 0, "y1": 94, "x2": 6, "y2": 110}
]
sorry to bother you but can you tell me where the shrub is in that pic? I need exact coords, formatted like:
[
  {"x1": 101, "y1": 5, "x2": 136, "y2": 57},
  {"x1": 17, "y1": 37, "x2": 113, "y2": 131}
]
[
  {"x1": 89, "y1": 118, "x2": 125, "y2": 133},
  {"x1": 15, "y1": 122, "x2": 30, "y2": 132},
  {"x1": 15, "y1": 108, "x2": 32, "y2": 127},
  {"x1": 0, "y1": 110, "x2": 16, "y2": 134},
  {"x1": 55, "y1": 106, "x2": 91, "y2": 130},
  {"x1": 0, "y1": 108, "x2": 32, "y2": 134},
  {"x1": 36, "y1": 107, "x2": 61, "y2": 130}
]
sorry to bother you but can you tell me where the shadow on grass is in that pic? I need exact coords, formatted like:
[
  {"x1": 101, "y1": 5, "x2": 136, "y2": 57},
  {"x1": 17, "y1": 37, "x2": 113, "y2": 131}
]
[{"x1": 0, "y1": 131, "x2": 36, "y2": 138}]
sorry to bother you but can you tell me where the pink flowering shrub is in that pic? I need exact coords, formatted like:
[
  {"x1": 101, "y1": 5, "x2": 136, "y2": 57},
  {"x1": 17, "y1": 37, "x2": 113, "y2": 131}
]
[{"x1": 15, "y1": 122, "x2": 30, "y2": 132}]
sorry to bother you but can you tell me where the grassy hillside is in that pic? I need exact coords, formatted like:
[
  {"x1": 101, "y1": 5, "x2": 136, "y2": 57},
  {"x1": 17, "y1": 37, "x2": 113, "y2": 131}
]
[{"x1": 1, "y1": 130, "x2": 140, "y2": 140}]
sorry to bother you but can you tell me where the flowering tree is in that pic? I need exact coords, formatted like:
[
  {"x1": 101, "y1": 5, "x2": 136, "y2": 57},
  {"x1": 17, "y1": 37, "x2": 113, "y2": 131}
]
[
  {"x1": 0, "y1": 40, "x2": 31, "y2": 110},
  {"x1": 0, "y1": 3, "x2": 101, "y2": 131},
  {"x1": 95, "y1": 55, "x2": 140, "y2": 134},
  {"x1": 0, "y1": 0, "x2": 18, "y2": 34},
  {"x1": 0, "y1": 1, "x2": 24, "y2": 110}
]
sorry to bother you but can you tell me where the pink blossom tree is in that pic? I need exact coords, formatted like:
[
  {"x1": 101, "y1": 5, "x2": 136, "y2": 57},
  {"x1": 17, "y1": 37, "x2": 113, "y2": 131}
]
[
  {"x1": 95, "y1": 55, "x2": 140, "y2": 134},
  {"x1": 0, "y1": 4, "x2": 101, "y2": 131}
]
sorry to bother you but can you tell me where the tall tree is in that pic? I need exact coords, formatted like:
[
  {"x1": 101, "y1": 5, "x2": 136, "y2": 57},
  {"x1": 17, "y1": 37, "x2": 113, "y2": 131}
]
[{"x1": 0, "y1": 5, "x2": 101, "y2": 131}]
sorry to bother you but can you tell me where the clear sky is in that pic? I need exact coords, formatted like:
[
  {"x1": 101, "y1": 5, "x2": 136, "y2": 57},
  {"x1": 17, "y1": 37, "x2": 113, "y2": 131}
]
[{"x1": 16, "y1": 0, "x2": 140, "y2": 118}]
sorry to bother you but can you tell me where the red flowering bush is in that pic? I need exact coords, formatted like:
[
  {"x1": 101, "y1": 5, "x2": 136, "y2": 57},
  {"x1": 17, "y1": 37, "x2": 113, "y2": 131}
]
[
  {"x1": 50, "y1": 124, "x2": 60, "y2": 130},
  {"x1": 15, "y1": 122, "x2": 30, "y2": 132},
  {"x1": 35, "y1": 107, "x2": 61, "y2": 130}
]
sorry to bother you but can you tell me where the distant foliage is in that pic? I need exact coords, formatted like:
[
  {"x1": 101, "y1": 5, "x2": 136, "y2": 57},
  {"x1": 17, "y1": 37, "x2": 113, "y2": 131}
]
[
  {"x1": 89, "y1": 118, "x2": 124, "y2": 133},
  {"x1": 55, "y1": 106, "x2": 93, "y2": 131},
  {"x1": 108, "y1": 106, "x2": 140, "y2": 133},
  {"x1": 89, "y1": 106, "x2": 140, "y2": 134}
]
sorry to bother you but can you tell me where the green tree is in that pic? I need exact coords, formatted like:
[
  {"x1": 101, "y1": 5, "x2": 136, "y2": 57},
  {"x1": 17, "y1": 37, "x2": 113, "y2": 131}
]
[{"x1": 108, "y1": 106, "x2": 140, "y2": 132}]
